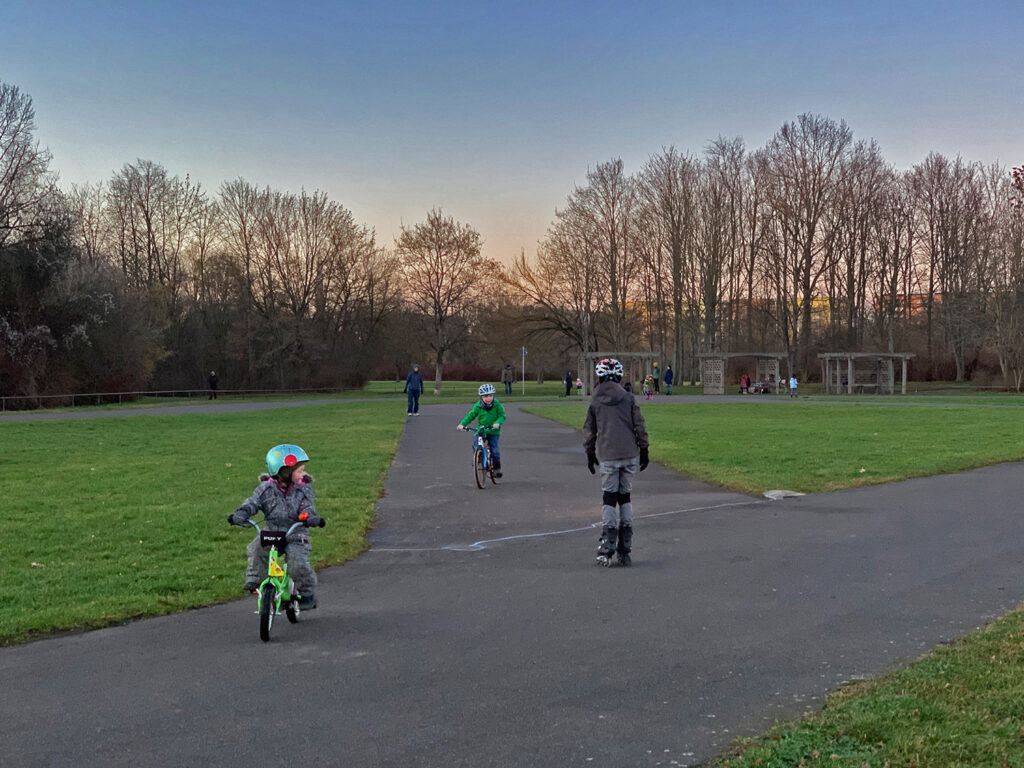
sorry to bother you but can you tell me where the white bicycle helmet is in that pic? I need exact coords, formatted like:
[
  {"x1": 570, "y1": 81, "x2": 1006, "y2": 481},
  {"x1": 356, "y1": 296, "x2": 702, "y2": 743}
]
[
  {"x1": 478, "y1": 383, "x2": 496, "y2": 396},
  {"x1": 594, "y1": 358, "x2": 623, "y2": 382}
]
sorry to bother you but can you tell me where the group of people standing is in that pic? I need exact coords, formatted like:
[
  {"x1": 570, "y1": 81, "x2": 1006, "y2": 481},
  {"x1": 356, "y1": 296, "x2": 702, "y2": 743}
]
[
  {"x1": 739, "y1": 373, "x2": 799, "y2": 397},
  {"x1": 566, "y1": 363, "x2": 675, "y2": 398}
]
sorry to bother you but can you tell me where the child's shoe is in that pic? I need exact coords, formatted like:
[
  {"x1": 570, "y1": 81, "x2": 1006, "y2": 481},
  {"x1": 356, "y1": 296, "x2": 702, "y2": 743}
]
[
  {"x1": 298, "y1": 593, "x2": 317, "y2": 610},
  {"x1": 243, "y1": 581, "x2": 258, "y2": 594}
]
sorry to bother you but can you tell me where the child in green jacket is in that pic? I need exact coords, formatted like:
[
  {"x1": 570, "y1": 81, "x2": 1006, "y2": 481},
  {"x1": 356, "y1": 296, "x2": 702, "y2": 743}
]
[{"x1": 456, "y1": 383, "x2": 506, "y2": 477}]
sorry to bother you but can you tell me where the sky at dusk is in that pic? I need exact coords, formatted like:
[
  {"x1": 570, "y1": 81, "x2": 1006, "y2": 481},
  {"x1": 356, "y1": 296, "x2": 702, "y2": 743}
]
[{"x1": 2, "y1": 0, "x2": 1022, "y2": 262}]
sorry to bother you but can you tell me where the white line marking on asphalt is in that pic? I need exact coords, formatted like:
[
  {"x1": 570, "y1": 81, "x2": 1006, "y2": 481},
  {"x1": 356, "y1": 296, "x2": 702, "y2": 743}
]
[{"x1": 369, "y1": 500, "x2": 762, "y2": 553}]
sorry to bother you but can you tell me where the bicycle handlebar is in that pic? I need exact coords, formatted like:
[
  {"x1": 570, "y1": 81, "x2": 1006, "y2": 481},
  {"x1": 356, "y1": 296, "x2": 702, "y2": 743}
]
[
  {"x1": 465, "y1": 425, "x2": 500, "y2": 433},
  {"x1": 245, "y1": 520, "x2": 308, "y2": 536}
]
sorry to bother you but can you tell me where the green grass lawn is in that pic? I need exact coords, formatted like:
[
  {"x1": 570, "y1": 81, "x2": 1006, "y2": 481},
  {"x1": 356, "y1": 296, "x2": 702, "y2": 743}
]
[
  {"x1": 525, "y1": 400, "x2": 1024, "y2": 494},
  {"x1": 707, "y1": 606, "x2": 1024, "y2": 767},
  {"x1": 2, "y1": 401, "x2": 404, "y2": 645}
]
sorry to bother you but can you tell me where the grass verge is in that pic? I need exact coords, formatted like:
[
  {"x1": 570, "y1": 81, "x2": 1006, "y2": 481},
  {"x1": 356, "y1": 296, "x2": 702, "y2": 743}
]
[
  {"x1": 525, "y1": 400, "x2": 1024, "y2": 494},
  {"x1": 706, "y1": 605, "x2": 1024, "y2": 767},
  {"x1": 3, "y1": 401, "x2": 404, "y2": 645}
]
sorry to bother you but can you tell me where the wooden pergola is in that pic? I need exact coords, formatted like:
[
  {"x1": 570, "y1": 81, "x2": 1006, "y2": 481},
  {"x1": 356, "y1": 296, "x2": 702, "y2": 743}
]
[
  {"x1": 695, "y1": 352, "x2": 788, "y2": 395},
  {"x1": 578, "y1": 351, "x2": 661, "y2": 395},
  {"x1": 818, "y1": 352, "x2": 915, "y2": 395}
]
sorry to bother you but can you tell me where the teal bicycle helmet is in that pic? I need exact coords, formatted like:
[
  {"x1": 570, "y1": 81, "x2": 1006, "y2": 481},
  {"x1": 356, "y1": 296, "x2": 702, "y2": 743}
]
[{"x1": 266, "y1": 444, "x2": 310, "y2": 477}]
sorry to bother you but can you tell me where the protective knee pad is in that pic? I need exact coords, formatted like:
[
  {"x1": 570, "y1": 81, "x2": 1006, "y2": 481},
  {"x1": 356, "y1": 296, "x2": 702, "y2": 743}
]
[
  {"x1": 617, "y1": 492, "x2": 631, "y2": 505},
  {"x1": 603, "y1": 490, "x2": 619, "y2": 508}
]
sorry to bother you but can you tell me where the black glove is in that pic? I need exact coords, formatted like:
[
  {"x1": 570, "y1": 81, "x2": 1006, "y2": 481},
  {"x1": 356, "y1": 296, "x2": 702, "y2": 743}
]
[
  {"x1": 586, "y1": 451, "x2": 598, "y2": 475},
  {"x1": 227, "y1": 514, "x2": 236, "y2": 525},
  {"x1": 317, "y1": 519, "x2": 326, "y2": 528},
  {"x1": 639, "y1": 447, "x2": 649, "y2": 471}
]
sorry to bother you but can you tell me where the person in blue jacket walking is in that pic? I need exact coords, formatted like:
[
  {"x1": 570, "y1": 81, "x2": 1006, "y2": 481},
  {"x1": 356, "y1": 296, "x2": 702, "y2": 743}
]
[{"x1": 404, "y1": 363, "x2": 424, "y2": 416}]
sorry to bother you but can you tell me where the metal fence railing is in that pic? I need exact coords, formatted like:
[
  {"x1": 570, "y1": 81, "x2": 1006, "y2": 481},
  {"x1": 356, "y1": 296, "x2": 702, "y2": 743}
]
[{"x1": 0, "y1": 387, "x2": 350, "y2": 412}]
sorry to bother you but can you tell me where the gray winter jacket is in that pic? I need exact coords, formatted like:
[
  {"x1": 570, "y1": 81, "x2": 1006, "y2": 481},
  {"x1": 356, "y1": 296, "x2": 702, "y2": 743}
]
[
  {"x1": 582, "y1": 381, "x2": 649, "y2": 461},
  {"x1": 231, "y1": 475, "x2": 322, "y2": 541}
]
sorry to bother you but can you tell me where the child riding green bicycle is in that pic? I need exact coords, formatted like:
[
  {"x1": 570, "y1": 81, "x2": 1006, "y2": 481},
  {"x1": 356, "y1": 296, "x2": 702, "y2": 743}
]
[
  {"x1": 456, "y1": 384, "x2": 506, "y2": 478},
  {"x1": 227, "y1": 443, "x2": 326, "y2": 609}
]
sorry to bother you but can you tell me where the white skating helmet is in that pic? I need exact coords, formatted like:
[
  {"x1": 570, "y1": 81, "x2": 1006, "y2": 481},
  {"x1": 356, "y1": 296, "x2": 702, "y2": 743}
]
[
  {"x1": 478, "y1": 383, "x2": 496, "y2": 396},
  {"x1": 595, "y1": 358, "x2": 623, "y2": 382}
]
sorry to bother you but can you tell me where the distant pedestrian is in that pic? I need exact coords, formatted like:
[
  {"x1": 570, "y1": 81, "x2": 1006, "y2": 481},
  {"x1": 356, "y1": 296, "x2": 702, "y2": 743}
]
[
  {"x1": 208, "y1": 370, "x2": 219, "y2": 400},
  {"x1": 642, "y1": 375, "x2": 654, "y2": 400},
  {"x1": 652, "y1": 361, "x2": 660, "y2": 393},
  {"x1": 564, "y1": 370, "x2": 573, "y2": 397},
  {"x1": 404, "y1": 363, "x2": 424, "y2": 416},
  {"x1": 502, "y1": 363, "x2": 515, "y2": 395},
  {"x1": 575, "y1": 376, "x2": 584, "y2": 396},
  {"x1": 789, "y1": 375, "x2": 798, "y2": 398},
  {"x1": 663, "y1": 365, "x2": 674, "y2": 395}
]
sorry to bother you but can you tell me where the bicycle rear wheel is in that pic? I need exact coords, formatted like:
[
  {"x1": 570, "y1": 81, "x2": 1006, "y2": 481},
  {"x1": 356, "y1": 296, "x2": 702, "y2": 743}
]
[
  {"x1": 259, "y1": 583, "x2": 276, "y2": 642},
  {"x1": 488, "y1": 448, "x2": 498, "y2": 484},
  {"x1": 474, "y1": 447, "x2": 486, "y2": 489}
]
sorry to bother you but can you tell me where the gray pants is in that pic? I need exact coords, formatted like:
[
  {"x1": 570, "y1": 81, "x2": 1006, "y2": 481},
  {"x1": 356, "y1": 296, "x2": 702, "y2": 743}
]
[
  {"x1": 245, "y1": 535, "x2": 317, "y2": 595},
  {"x1": 599, "y1": 458, "x2": 638, "y2": 527}
]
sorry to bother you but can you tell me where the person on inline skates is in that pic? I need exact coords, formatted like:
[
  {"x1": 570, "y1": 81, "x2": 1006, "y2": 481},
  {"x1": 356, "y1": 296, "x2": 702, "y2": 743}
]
[
  {"x1": 456, "y1": 383, "x2": 506, "y2": 477},
  {"x1": 583, "y1": 358, "x2": 649, "y2": 566},
  {"x1": 227, "y1": 444, "x2": 325, "y2": 609}
]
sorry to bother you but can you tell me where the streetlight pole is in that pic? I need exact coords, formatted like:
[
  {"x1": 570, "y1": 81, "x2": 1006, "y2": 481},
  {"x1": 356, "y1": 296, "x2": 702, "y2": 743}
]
[{"x1": 520, "y1": 346, "x2": 527, "y2": 396}]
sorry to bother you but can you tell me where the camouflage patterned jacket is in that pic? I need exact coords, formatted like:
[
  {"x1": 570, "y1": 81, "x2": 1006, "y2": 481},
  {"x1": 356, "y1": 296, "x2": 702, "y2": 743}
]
[{"x1": 231, "y1": 475, "x2": 322, "y2": 540}]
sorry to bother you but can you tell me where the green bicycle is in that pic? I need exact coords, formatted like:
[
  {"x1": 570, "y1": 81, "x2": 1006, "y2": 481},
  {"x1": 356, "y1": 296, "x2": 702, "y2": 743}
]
[{"x1": 244, "y1": 519, "x2": 308, "y2": 642}]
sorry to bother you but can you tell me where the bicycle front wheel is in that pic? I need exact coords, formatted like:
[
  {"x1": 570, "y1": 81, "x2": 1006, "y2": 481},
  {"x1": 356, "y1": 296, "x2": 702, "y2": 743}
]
[
  {"x1": 474, "y1": 447, "x2": 486, "y2": 489},
  {"x1": 285, "y1": 582, "x2": 299, "y2": 623},
  {"x1": 259, "y1": 583, "x2": 276, "y2": 642}
]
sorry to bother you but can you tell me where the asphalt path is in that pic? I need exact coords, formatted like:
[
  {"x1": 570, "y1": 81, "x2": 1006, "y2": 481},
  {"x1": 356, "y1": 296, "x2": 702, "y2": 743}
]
[{"x1": 4, "y1": 400, "x2": 1024, "y2": 767}]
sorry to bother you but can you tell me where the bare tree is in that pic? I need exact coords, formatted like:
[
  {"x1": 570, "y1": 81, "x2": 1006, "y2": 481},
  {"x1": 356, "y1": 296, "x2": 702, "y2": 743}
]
[
  {"x1": 637, "y1": 147, "x2": 697, "y2": 372},
  {"x1": 910, "y1": 154, "x2": 991, "y2": 380},
  {"x1": 761, "y1": 114, "x2": 853, "y2": 375},
  {"x1": 870, "y1": 172, "x2": 916, "y2": 351},
  {"x1": 826, "y1": 140, "x2": 891, "y2": 349},
  {"x1": 0, "y1": 82, "x2": 56, "y2": 247},
  {"x1": 505, "y1": 234, "x2": 599, "y2": 356},
  {"x1": 106, "y1": 159, "x2": 205, "y2": 313},
  {"x1": 67, "y1": 181, "x2": 108, "y2": 267},
  {"x1": 565, "y1": 159, "x2": 641, "y2": 349},
  {"x1": 219, "y1": 178, "x2": 264, "y2": 380},
  {"x1": 978, "y1": 164, "x2": 1023, "y2": 389},
  {"x1": 396, "y1": 209, "x2": 487, "y2": 394}
]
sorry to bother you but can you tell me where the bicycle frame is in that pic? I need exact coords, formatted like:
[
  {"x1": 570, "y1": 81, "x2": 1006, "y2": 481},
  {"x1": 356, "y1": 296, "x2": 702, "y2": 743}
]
[
  {"x1": 469, "y1": 426, "x2": 499, "y2": 488},
  {"x1": 247, "y1": 520, "x2": 304, "y2": 616},
  {"x1": 474, "y1": 431, "x2": 492, "y2": 468}
]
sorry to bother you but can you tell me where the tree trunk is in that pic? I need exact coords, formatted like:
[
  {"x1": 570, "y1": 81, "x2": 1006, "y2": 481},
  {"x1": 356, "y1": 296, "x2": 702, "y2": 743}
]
[{"x1": 434, "y1": 348, "x2": 444, "y2": 396}]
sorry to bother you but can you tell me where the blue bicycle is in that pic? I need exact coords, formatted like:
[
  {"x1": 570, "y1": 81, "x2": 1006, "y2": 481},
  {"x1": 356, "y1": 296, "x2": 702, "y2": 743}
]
[{"x1": 469, "y1": 426, "x2": 498, "y2": 488}]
